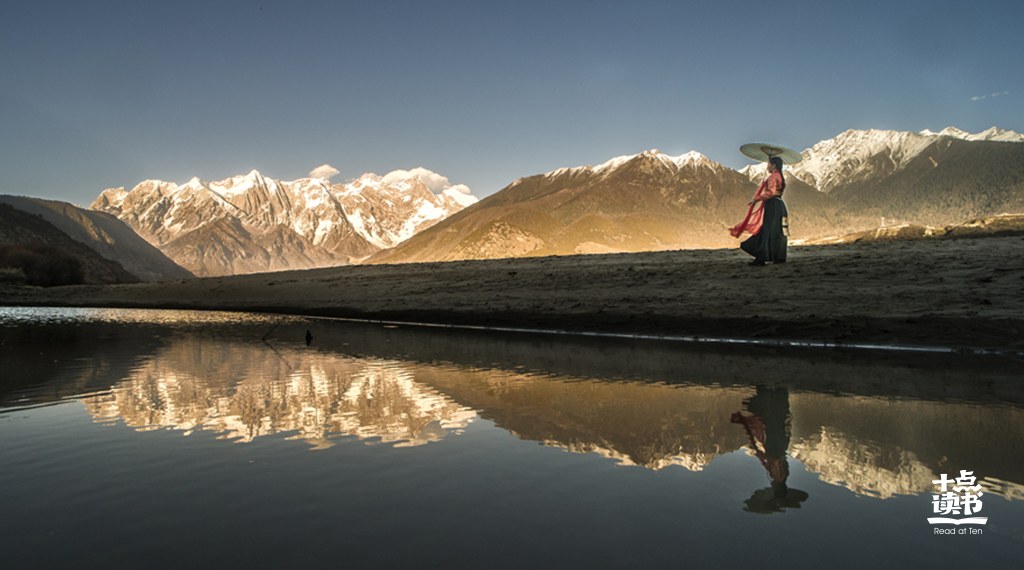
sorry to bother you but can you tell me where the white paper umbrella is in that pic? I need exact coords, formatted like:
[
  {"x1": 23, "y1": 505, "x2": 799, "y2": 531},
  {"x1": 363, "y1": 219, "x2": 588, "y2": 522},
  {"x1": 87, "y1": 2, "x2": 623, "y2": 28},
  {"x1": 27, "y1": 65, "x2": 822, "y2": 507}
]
[{"x1": 740, "y1": 142, "x2": 804, "y2": 165}]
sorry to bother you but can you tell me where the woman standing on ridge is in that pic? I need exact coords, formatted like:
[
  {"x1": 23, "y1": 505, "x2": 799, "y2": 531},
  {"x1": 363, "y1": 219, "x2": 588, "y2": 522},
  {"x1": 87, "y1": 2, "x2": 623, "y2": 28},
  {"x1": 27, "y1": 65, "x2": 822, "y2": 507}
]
[{"x1": 730, "y1": 154, "x2": 790, "y2": 266}]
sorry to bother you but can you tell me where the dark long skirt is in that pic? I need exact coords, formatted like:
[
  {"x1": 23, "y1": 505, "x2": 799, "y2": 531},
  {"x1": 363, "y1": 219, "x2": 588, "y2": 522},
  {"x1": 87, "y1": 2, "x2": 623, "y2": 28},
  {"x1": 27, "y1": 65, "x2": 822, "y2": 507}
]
[{"x1": 741, "y1": 197, "x2": 788, "y2": 263}]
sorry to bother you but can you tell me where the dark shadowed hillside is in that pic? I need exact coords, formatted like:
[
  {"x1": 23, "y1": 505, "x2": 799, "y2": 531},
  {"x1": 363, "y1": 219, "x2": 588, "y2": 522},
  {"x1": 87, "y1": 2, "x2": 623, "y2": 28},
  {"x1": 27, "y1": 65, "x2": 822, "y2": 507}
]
[
  {"x1": 0, "y1": 195, "x2": 193, "y2": 282},
  {"x1": 0, "y1": 204, "x2": 140, "y2": 285}
]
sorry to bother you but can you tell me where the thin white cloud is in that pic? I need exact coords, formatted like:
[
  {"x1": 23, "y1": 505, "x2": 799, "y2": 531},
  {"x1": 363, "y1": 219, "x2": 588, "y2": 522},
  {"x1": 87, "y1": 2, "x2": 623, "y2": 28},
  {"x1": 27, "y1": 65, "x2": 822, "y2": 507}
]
[
  {"x1": 971, "y1": 91, "x2": 1010, "y2": 102},
  {"x1": 446, "y1": 183, "x2": 472, "y2": 195},
  {"x1": 443, "y1": 187, "x2": 478, "y2": 207},
  {"x1": 309, "y1": 164, "x2": 340, "y2": 180},
  {"x1": 381, "y1": 166, "x2": 476, "y2": 199}
]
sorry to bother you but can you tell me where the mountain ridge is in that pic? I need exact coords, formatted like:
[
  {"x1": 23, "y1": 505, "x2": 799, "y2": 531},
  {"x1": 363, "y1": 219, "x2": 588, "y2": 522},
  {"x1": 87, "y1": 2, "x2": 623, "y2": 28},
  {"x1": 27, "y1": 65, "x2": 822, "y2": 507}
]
[
  {"x1": 368, "y1": 127, "x2": 1022, "y2": 264},
  {"x1": 368, "y1": 151, "x2": 780, "y2": 263},
  {"x1": 79, "y1": 126, "x2": 1024, "y2": 272},
  {"x1": 92, "y1": 169, "x2": 476, "y2": 277},
  {"x1": 787, "y1": 126, "x2": 1023, "y2": 193},
  {"x1": 0, "y1": 203, "x2": 142, "y2": 284}
]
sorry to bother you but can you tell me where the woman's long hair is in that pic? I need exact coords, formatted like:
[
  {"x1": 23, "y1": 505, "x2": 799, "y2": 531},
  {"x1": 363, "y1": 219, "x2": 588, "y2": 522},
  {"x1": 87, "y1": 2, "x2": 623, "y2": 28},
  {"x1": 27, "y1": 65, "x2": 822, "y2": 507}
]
[{"x1": 770, "y1": 156, "x2": 786, "y2": 191}]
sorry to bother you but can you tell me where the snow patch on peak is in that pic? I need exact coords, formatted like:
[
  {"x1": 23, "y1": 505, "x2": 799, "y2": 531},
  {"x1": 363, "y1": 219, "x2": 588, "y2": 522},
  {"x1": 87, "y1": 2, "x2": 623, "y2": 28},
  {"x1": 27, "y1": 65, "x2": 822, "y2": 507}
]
[
  {"x1": 334, "y1": 174, "x2": 376, "y2": 197},
  {"x1": 738, "y1": 163, "x2": 768, "y2": 183},
  {"x1": 975, "y1": 126, "x2": 1024, "y2": 142},
  {"x1": 593, "y1": 153, "x2": 636, "y2": 172},
  {"x1": 356, "y1": 173, "x2": 383, "y2": 184},
  {"x1": 588, "y1": 149, "x2": 719, "y2": 174},
  {"x1": 545, "y1": 149, "x2": 721, "y2": 181},
  {"x1": 788, "y1": 129, "x2": 933, "y2": 192},
  {"x1": 793, "y1": 126, "x2": 1023, "y2": 193},
  {"x1": 209, "y1": 170, "x2": 280, "y2": 197},
  {"x1": 672, "y1": 150, "x2": 716, "y2": 167},
  {"x1": 95, "y1": 187, "x2": 128, "y2": 208},
  {"x1": 928, "y1": 127, "x2": 969, "y2": 138},
  {"x1": 290, "y1": 177, "x2": 333, "y2": 193},
  {"x1": 177, "y1": 177, "x2": 210, "y2": 193},
  {"x1": 920, "y1": 126, "x2": 1024, "y2": 143},
  {"x1": 213, "y1": 173, "x2": 257, "y2": 196}
]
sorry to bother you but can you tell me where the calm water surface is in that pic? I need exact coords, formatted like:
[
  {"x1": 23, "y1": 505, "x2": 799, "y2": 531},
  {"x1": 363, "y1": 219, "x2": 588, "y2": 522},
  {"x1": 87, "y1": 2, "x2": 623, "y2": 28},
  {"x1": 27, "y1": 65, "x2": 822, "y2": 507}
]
[{"x1": 1, "y1": 307, "x2": 1022, "y2": 569}]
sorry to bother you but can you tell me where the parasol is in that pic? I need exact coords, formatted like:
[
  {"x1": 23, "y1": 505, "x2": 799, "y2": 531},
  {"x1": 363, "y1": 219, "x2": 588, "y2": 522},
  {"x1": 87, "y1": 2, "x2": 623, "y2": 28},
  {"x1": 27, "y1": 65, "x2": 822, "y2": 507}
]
[{"x1": 740, "y1": 142, "x2": 804, "y2": 165}]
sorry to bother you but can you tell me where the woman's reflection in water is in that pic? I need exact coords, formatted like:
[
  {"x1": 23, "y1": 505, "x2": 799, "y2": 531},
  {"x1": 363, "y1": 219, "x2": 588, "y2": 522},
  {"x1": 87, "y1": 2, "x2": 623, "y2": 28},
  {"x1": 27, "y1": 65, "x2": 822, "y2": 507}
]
[{"x1": 731, "y1": 385, "x2": 809, "y2": 514}]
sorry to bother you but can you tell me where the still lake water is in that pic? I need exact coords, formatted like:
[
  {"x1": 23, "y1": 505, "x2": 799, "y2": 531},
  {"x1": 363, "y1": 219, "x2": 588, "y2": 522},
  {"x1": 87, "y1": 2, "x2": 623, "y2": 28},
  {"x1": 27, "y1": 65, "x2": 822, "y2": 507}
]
[{"x1": 1, "y1": 307, "x2": 1022, "y2": 569}]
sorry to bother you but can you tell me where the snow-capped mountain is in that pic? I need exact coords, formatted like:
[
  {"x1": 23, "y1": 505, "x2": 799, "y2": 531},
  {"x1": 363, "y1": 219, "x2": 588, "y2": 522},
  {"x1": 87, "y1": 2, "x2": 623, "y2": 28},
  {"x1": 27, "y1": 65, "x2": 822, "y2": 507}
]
[
  {"x1": 787, "y1": 129, "x2": 945, "y2": 192},
  {"x1": 84, "y1": 125, "x2": 1022, "y2": 273},
  {"x1": 541, "y1": 149, "x2": 724, "y2": 181},
  {"x1": 91, "y1": 170, "x2": 476, "y2": 277},
  {"x1": 786, "y1": 127, "x2": 1023, "y2": 193},
  {"x1": 774, "y1": 126, "x2": 1024, "y2": 228},
  {"x1": 336, "y1": 173, "x2": 474, "y2": 249},
  {"x1": 919, "y1": 126, "x2": 1024, "y2": 143}
]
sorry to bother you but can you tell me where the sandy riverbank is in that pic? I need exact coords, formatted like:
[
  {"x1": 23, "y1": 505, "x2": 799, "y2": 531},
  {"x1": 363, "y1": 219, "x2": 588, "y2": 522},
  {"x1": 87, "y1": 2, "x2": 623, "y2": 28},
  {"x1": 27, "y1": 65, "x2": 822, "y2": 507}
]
[{"x1": 3, "y1": 237, "x2": 1024, "y2": 352}]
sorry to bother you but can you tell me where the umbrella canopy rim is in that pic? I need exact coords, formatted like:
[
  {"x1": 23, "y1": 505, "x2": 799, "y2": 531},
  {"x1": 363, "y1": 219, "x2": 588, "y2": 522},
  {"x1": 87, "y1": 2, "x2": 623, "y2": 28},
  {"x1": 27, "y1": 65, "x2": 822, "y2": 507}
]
[{"x1": 740, "y1": 142, "x2": 804, "y2": 165}]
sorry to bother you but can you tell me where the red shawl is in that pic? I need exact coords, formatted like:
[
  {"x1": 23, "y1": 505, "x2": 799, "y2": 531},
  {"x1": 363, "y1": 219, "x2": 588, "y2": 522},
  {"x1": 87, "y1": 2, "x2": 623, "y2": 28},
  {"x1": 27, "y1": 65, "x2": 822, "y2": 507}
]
[{"x1": 729, "y1": 171, "x2": 783, "y2": 238}]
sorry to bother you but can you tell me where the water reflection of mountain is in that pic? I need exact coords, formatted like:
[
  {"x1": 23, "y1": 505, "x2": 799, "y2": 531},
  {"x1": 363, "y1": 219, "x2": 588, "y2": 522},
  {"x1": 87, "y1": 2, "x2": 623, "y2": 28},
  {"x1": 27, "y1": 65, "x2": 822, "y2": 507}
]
[
  {"x1": 66, "y1": 333, "x2": 748, "y2": 467},
  {"x1": 79, "y1": 336, "x2": 1024, "y2": 500},
  {"x1": 790, "y1": 393, "x2": 1024, "y2": 500},
  {"x1": 328, "y1": 322, "x2": 1024, "y2": 497},
  {"x1": 414, "y1": 366, "x2": 750, "y2": 470},
  {"x1": 3, "y1": 309, "x2": 1023, "y2": 501},
  {"x1": 81, "y1": 338, "x2": 476, "y2": 448}
]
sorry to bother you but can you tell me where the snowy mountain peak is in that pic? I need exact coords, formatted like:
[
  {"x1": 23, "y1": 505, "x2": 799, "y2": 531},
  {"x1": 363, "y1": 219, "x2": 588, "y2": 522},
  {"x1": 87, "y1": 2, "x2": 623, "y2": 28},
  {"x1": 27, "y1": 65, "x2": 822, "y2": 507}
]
[
  {"x1": 96, "y1": 186, "x2": 128, "y2": 206},
  {"x1": 788, "y1": 129, "x2": 933, "y2": 192},
  {"x1": 541, "y1": 149, "x2": 723, "y2": 183},
  {"x1": 603, "y1": 149, "x2": 718, "y2": 172},
  {"x1": 352, "y1": 173, "x2": 383, "y2": 186},
  {"x1": 920, "y1": 127, "x2": 965, "y2": 138},
  {"x1": 211, "y1": 170, "x2": 271, "y2": 196},
  {"x1": 919, "y1": 126, "x2": 1024, "y2": 142},
  {"x1": 183, "y1": 176, "x2": 207, "y2": 188},
  {"x1": 787, "y1": 125, "x2": 1023, "y2": 193},
  {"x1": 90, "y1": 168, "x2": 475, "y2": 276},
  {"x1": 674, "y1": 150, "x2": 716, "y2": 168},
  {"x1": 738, "y1": 164, "x2": 767, "y2": 183},
  {"x1": 629, "y1": 149, "x2": 717, "y2": 169}
]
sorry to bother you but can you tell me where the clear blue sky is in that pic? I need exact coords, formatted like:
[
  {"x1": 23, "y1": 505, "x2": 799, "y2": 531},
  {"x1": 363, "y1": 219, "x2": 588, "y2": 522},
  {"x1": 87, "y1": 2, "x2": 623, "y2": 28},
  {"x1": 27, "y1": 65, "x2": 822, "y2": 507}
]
[{"x1": 2, "y1": 0, "x2": 1021, "y2": 205}]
